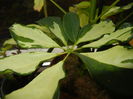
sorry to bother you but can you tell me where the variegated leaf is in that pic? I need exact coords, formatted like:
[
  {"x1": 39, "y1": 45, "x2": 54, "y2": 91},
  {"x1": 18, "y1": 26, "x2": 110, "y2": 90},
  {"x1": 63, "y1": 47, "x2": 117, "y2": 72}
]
[
  {"x1": 77, "y1": 21, "x2": 115, "y2": 43},
  {"x1": 0, "y1": 52, "x2": 60, "y2": 75},
  {"x1": 10, "y1": 24, "x2": 60, "y2": 48},
  {"x1": 5, "y1": 61, "x2": 65, "y2": 99},
  {"x1": 82, "y1": 27, "x2": 133, "y2": 48}
]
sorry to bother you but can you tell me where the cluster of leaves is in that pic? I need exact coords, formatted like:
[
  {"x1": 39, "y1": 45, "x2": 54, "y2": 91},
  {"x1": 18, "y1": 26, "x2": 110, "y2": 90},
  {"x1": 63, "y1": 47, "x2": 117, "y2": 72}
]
[
  {"x1": 0, "y1": 12, "x2": 133, "y2": 99},
  {"x1": 69, "y1": 1, "x2": 133, "y2": 27},
  {"x1": 0, "y1": 39, "x2": 17, "y2": 57}
]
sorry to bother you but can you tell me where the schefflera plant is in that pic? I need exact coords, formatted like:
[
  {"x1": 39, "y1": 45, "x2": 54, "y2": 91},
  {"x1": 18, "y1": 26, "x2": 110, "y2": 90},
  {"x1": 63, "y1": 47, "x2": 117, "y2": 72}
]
[{"x1": 0, "y1": 12, "x2": 133, "y2": 99}]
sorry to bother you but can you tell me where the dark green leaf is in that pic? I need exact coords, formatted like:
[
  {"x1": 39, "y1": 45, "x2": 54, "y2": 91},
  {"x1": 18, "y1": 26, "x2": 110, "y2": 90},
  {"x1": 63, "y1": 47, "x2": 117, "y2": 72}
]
[
  {"x1": 63, "y1": 12, "x2": 80, "y2": 43},
  {"x1": 37, "y1": 17, "x2": 67, "y2": 45}
]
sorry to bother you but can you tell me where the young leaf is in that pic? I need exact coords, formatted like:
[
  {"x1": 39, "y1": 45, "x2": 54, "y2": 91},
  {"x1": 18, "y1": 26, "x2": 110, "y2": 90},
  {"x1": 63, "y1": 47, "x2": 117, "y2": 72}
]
[
  {"x1": 37, "y1": 17, "x2": 67, "y2": 45},
  {"x1": 76, "y1": 46, "x2": 133, "y2": 94},
  {"x1": 82, "y1": 27, "x2": 133, "y2": 48},
  {"x1": 78, "y1": 12, "x2": 89, "y2": 27},
  {"x1": 0, "y1": 52, "x2": 59, "y2": 75},
  {"x1": 3, "y1": 38, "x2": 16, "y2": 46},
  {"x1": 75, "y1": 1, "x2": 90, "y2": 8},
  {"x1": 77, "y1": 20, "x2": 115, "y2": 43},
  {"x1": 10, "y1": 24, "x2": 60, "y2": 48},
  {"x1": 63, "y1": 12, "x2": 80, "y2": 43},
  {"x1": 69, "y1": 6, "x2": 89, "y2": 27},
  {"x1": 5, "y1": 61, "x2": 65, "y2": 99},
  {"x1": 1, "y1": 38, "x2": 17, "y2": 53},
  {"x1": 101, "y1": 2, "x2": 133, "y2": 19},
  {"x1": 33, "y1": 0, "x2": 44, "y2": 12}
]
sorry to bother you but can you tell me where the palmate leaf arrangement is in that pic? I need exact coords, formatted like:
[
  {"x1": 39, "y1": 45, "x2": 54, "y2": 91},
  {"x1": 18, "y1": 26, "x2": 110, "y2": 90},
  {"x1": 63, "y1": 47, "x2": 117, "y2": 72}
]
[{"x1": 0, "y1": 12, "x2": 133, "y2": 99}]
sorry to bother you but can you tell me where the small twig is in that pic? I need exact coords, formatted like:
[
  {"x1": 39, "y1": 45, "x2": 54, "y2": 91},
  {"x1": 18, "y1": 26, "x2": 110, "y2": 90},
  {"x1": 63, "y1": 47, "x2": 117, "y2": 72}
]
[
  {"x1": 89, "y1": 0, "x2": 97, "y2": 23},
  {"x1": 63, "y1": 53, "x2": 70, "y2": 61},
  {"x1": 49, "y1": 0, "x2": 67, "y2": 14},
  {"x1": 44, "y1": 0, "x2": 48, "y2": 17}
]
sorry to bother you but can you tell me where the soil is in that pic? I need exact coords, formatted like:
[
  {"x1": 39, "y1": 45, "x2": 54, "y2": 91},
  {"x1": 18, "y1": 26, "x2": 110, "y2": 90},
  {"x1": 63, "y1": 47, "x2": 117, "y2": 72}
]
[{"x1": 59, "y1": 54, "x2": 111, "y2": 99}]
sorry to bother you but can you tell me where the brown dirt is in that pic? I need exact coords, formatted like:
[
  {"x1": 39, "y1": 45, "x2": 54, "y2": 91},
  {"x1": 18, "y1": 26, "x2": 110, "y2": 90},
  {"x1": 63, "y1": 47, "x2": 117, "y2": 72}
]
[{"x1": 59, "y1": 54, "x2": 111, "y2": 99}]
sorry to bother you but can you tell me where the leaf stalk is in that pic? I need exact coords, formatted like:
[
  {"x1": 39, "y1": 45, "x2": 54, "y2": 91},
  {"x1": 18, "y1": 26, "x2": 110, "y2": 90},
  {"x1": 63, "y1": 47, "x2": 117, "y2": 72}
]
[{"x1": 49, "y1": 0, "x2": 67, "y2": 14}]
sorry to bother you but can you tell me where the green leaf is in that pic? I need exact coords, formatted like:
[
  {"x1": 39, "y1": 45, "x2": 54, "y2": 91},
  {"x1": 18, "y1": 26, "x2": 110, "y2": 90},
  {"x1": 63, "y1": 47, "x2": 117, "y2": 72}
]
[
  {"x1": 69, "y1": 6, "x2": 89, "y2": 27},
  {"x1": 77, "y1": 20, "x2": 115, "y2": 43},
  {"x1": 63, "y1": 12, "x2": 80, "y2": 43},
  {"x1": 1, "y1": 38, "x2": 17, "y2": 52},
  {"x1": 5, "y1": 61, "x2": 65, "y2": 99},
  {"x1": 77, "y1": 10, "x2": 89, "y2": 27},
  {"x1": 101, "y1": 3, "x2": 133, "y2": 19},
  {"x1": 82, "y1": 27, "x2": 133, "y2": 48},
  {"x1": 0, "y1": 52, "x2": 59, "y2": 75},
  {"x1": 37, "y1": 17, "x2": 61, "y2": 26},
  {"x1": 27, "y1": 24, "x2": 51, "y2": 34},
  {"x1": 10, "y1": 24, "x2": 60, "y2": 48},
  {"x1": 3, "y1": 38, "x2": 16, "y2": 46},
  {"x1": 79, "y1": 46, "x2": 133, "y2": 69},
  {"x1": 75, "y1": 1, "x2": 90, "y2": 8},
  {"x1": 121, "y1": 59, "x2": 133, "y2": 64},
  {"x1": 27, "y1": 24, "x2": 65, "y2": 46},
  {"x1": 33, "y1": 0, "x2": 44, "y2": 12},
  {"x1": 76, "y1": 46, "x2": 133, "y2": 95},
  {"x1": 37, "y1": 17, "x2": 67, "y2": 45}
]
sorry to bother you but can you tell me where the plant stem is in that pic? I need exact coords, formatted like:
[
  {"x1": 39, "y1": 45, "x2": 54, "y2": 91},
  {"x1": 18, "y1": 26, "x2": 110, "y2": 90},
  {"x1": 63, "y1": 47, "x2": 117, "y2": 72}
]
[
  {"x1": 94, "y1": 0, "x2": 120, "y2": 23},
  {"x1": 49, "y1": 0, "x2": 67, "y2": 14},
  {"x1": 89, "y1": 0, "x2": 97, "y2": 24},
  {"x1": 116, "y1": 11, "x2": 133, "y2": 28},
  {"x1": 63, "y1": 53, "x2": 70, "y2": 61},
  {"x1": 74, "y1": 47, "x2": 83, "y2": 52},
  {"x1": 44, "y1": 0, "x2": 48, "y2": 17}
]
